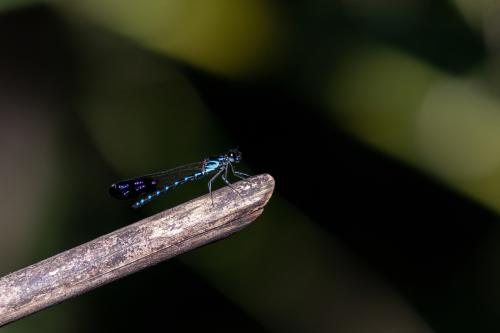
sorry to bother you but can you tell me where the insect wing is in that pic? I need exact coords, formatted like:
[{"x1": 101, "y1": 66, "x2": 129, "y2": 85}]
[
  {"x1": 147, "y1": 162, "x2": 206, "y2": 187},
  {"x1": 109, "y1": 176, "x2": 158, "y2": 200}
]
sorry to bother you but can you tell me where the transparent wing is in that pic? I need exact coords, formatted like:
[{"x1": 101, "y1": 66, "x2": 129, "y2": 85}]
[
  {"x1": 109, "y1": 162, "x2": 206, "y2": 200},
  {"x1": 147, "y1": 162, "x2": 206, "y2": 186}
]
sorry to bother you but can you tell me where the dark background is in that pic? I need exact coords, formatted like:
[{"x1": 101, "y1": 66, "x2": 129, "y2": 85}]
[{"x1": 2, "y1": 1, "x2": 500, "y2": 332}]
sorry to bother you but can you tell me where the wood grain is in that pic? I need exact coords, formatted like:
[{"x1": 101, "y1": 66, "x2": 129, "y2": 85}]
[{"x1": 0, "y1": 173, "x2": 275, "y2": 327}]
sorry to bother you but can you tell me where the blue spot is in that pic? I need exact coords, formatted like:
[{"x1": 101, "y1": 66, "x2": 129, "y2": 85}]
[
  {"x1": 156, "y1": 191, "x2": 160, "y2": 195},
  {"x1": 205, "y1": 160, "x2": 221, "y2": 172},
  {"x1": 195, "y1": 172, "x2": 202, "y2": 177},
  {"x1": 174, "y1": 181, "x2": 179, "y2": 186},
  {"x1": 165, "y1": 186, "x2": 169, "y2": 190},
  {"x1": 148, "y1": 195, "x2": 152, "y2": 200},
  {"x1": 140, "y1": 199, "x2": 144, "y2": 203}
]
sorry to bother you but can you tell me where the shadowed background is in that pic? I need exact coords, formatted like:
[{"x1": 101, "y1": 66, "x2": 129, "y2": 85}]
[{"x1": 1, "y1": 0, "x2": 500, "y2": 332}]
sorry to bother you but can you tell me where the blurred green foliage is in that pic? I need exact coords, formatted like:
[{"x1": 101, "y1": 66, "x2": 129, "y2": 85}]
[{"x1": 0, "y1": 0, "x2": 40, "y2": 12}]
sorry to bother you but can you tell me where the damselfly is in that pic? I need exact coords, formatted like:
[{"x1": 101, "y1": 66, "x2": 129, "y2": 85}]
[{"x1": 109, "y1": 149, "x2": 250, "y2": 208}]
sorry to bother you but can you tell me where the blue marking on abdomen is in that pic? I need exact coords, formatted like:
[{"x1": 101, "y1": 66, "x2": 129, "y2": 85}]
[{"x1": 132, "y1": 170, "x2": 209, "y2": 208}]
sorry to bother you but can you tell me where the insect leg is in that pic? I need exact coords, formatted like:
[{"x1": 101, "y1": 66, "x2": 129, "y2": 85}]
[
  {"x1": 230, "y1": 163, "x2": 250, "y2": 181},
  {"x1": 221, "y1": 166, "x2": 241, "y2": 197},
  {"x1": 208, "y1": 168, "x2": 224, "y2": 205}
]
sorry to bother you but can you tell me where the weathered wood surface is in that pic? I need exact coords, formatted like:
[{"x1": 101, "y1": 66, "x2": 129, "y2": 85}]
[{"x1": 0, "y1": 174, "x2": 275, "y2": 327}]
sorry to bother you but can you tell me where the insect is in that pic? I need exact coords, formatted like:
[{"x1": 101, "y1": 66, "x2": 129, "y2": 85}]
[{"x1": 109, "y1": 149, "x2": 250, "y2": 208}]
